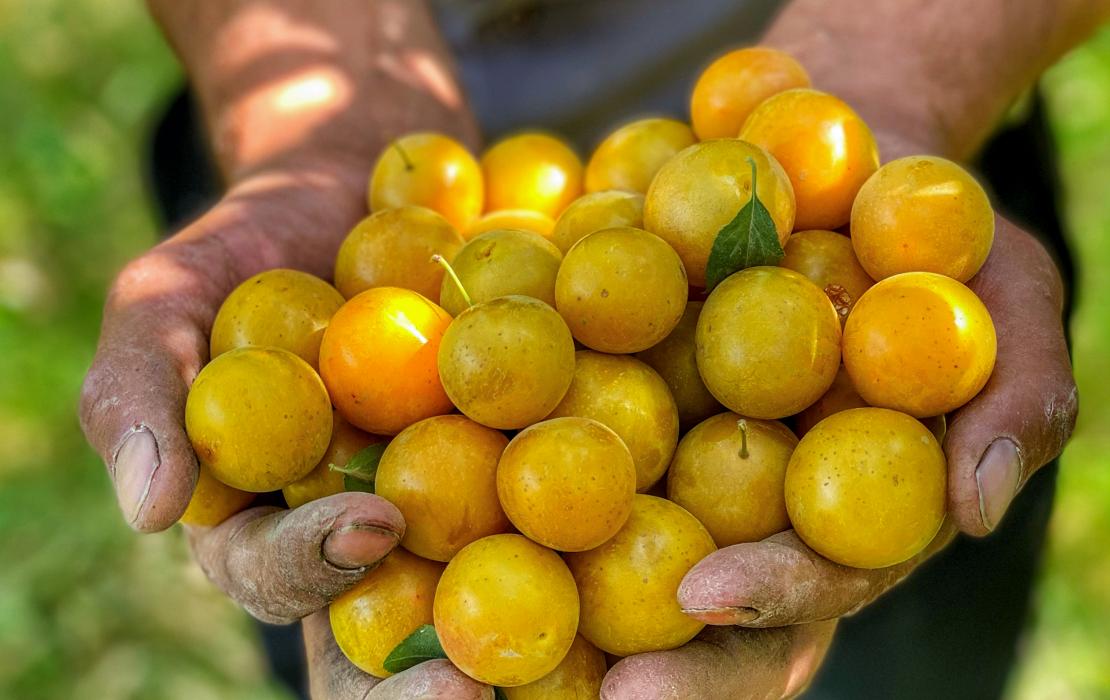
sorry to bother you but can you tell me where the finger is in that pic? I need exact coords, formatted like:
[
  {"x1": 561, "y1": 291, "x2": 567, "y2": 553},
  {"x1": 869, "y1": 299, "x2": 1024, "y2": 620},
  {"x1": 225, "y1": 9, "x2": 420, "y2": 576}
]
[
  {"x1": 367, "y1": 660, "x2": 492, "y2": 700},
  {"x1": 187, "y1": 492, "x2": 405, "y2": 624},
  {"x1": 678, "y1": 524, "x2": 956, "y2": 627},
  {"x1": 948, "y1": 219, "x2": 1078, "y2": 535},
  {"x1": 303, "y1": 612, "x2": 491, "y2": 700},
  {"x1": 80, "y1": 251, "x2": 220, "y2": 532},
  {"x1": 601, "y1": 620, "x2": 837, "y2": 700}
]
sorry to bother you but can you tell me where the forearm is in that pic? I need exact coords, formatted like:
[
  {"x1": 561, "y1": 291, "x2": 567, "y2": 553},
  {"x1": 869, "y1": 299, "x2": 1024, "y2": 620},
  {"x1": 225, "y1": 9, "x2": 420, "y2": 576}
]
[
  {"x1": 147, "y1": 0, "x2": 478, "y2": 184},
  {"x1": 764, "y1": 0, "x2": 1110, "y2": 159},
  {"x1": 140, "y1": 0, "x2": 478, "y2": 290}
]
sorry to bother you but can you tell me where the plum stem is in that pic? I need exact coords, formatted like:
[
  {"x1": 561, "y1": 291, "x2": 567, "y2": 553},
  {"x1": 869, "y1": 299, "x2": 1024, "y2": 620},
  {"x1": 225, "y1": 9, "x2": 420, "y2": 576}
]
[
  {"x1": 737, "y1": 418, "x2": 750, "y2": 459},
  {"x1": 432, "y1": 254, "x2": 473, "y2": 308},
  {"x1": 392, "y1": 140, "x2": 414, "y2": 171}
]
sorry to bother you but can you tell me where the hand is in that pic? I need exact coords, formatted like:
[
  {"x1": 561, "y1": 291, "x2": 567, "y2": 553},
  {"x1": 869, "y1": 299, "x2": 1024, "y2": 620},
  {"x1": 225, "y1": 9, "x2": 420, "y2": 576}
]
[
  {"x1": 78, "y1": 158, "x2": 484, "y2": 693},
  {"x1": 602, "y1": 214, "x2": 1076, "y2": 698}
]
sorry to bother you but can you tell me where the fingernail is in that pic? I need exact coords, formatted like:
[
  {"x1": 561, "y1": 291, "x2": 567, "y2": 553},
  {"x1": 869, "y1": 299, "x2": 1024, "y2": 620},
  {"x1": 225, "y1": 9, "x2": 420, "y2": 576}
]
[
  {"x1": 113, "y1": 428, "x2": 160, "y2": 525},
  {"x1": 976, "y1": 438, "x2": 1022, "y2": 532},
  {"x1": 680, "y1": 606, "x2": 760, "y2": 625},
  {"x1": 323, "y1": 524, "x2": 399, "y2": 569}
]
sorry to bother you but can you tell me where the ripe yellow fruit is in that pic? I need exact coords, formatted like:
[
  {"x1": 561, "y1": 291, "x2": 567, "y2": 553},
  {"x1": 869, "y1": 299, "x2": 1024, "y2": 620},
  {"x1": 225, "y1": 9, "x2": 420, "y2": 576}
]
[
  {"x1": 209, "y1": 269, "x2": 344, "y2": 370},
  {"x1": 555, "y1": 226, "x2": 687, "y2": 353},
  {"x1": 179, "y1": 465, "x2": 255, "y2": 527},
  {"x1": 565, "y1": 495, "x2": 716, "y2": 656},
  {"x1": 851, "y1": 155, "x2": 995, "y2": 282},
  {"x1": 739, "y1": 89, "x2": 879, "y2": 230},
  {"x1": 282, "y1": 413, "x2": 381, "y2": 508},
  {"x1": 546, "y1": 351, "x2": 679, "y2": 492},
  {"x1": 334, "y1": 206, "x2": 465, "y2": 301},
  {"x1": 481, "y1": 133, "x2": 583, "y2": 218},
  {"x1": 780, "y1": 229, "x2": 875, "y2": 323},
  {"x1": 502, "y1": 635, "x2": 607, "y2": 700},
  {"x1": 636, "y1": 301, "x2": 723, "y2": 429},
  {"x1": 375, "y1": 415, "x2": 511, "y2": 561},
  {"x1": 185, "y1": 347, "x2": 332, "y2": 492},
  {"x1": 667, "y1": 414, "x2": 796, "y2": 547},
  {"x1": 550, "y1": 190, "x2": 644, "y2": 254},
  {"x1": 330, "y1": 549, "x2": 444, "y2": 678},
  {"x1": 794, "y1": 365, "x2": 869, "y2": 438},
  {"x1": 369, "y1": 132, "x2": 484, "y2": 231},
  {"x1": 785, "y1": 408, "x2": 947, "y2": 568},
  {"x1": 438, "y1": 229, "x2": 562, "y2": 317},
  {"x1": 696, "y1": 267, "x2": 841, "y2": 419},
  {"x1": 465, "y1": 209, "x2": 556, "y2": 240},
  {"x1": 438, "y1": 295, "x2": 576, "y2": 429},
  {"x1": 435, "y1": 534, "x2": 579, "y2": 687},
  {"x1": 497, "y1": 416, "x2": 636, "y2": 551},
  {"x1": 843, "y1": 272, "x2": 996, "y2": 417},
  {"x1": 644, "y1": 139, "x2": 795, "y2": 288},
  {"x1": 690, "y1": 47, "x2": 811, "y2": 140},
  {"x1": 585, "y1": 118, "x2": 696, "y2": 194}
]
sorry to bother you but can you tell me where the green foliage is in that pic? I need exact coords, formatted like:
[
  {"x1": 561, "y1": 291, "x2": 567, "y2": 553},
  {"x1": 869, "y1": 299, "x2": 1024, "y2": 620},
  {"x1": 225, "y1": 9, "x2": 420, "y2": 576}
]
[
  {"x1": 332, "y1": 443, "x2": 386, "y2": 493},
  {"x1": 704, "y1": 157, "x2": 784, "y2": 290},
  {"x1": 382, "y1": 625, "x2": 448, "y2": 674}
]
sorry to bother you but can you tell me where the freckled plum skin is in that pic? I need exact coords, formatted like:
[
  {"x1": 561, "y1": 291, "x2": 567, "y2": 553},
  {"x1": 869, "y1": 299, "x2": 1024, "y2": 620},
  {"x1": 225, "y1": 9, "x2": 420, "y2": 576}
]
[
  {"x1": 546, "y1": 351, "x2": 679, "y2": 492},
  {"x1": 334, "y1": 206, "x2": 464, "y2": 301},
  {"x1": 643, "y1": 139, "x2": 795, "y2": 288},
  {"x1": 438, "y1": 229, "x2": 562, "y2": 317},
  {"x1": 375, "y1": 415, "x2": 511, "y2": 562},
  {"x1": 779, "y1": 229, "x2": 874, "y2": 323},
  {"x1": 636, "y1": 301, "x2": 723, "y2": 430},
  {"x1": 369, "y1": 132, "x2": 484, "y2": 231},
  {"x1": 842, "y1": 272, "x2": 996, "y2": 417},
  {"x1": 667, "y1": 413, "x2": 796, "y2": 547},
  {"x1": 434, "y1": 534, "x2": 580, "y2": 687},
  {"x1": 179, "y1": 465, "x2": 255, "y2": 527},
  {"x1": 690, "y1": 47, "x2": 811, "y2": 141},
  {"x1": 551, "y1": 190, "x2": 644, "y2": 254},
  {"x1": 740, "y1": 89, "x2": 880, "y2": 231},
  {"x1": 696, "y1": 266, "x2": 841, "y2": 420},
  {"x1": 185, "y1": 346, "x2": 332, "y2": 493},
  {"x1": 330, "y1": 549, "x2": 444, "y2": 678},
  {"x1": 319, "y1": 287, "x2": 454, "y2": 435},
  {"x1": 850, "y1": 156, "x2": 995, "y2": 282},
  {"x1": 209, "y1": 268, "x2": 344, "y2": 370},
  {"x1": 585, "y1": 118, "x2": 696, "y2": 195},
  {"x1": 555, "y1": 226, "x2": 688, "y2": 354},
  {"x1": 438, "y1": 295, "x2": 576, "y2": 430},
  {"x1": 502, "y1": 635, "x2": 607, "y2": 699},
  {"x1": 565, "y1": 495, "x2": 716, "y2": 657},
  {"x1": 497, "y1": 416, "x2": 636, "y2": 552},
  {"x1": 481, "y1": 133, "x2": 583, "y2": 219},
  {"x1": 785, "y1": 407, "x2": 947, "y2": 569}
]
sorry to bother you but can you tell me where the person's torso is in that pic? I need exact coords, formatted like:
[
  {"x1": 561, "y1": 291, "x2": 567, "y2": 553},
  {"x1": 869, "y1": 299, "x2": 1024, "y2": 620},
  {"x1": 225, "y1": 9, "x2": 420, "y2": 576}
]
[{"x1": 431, "y1": 0, "x2": 782, "y2": 147}]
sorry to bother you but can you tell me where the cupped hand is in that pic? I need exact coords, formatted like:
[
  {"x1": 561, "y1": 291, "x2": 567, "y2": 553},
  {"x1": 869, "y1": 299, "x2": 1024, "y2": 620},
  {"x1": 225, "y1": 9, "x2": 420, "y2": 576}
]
[
  {"x1": 78, "y1": 159, "x2": 413, "y2": 625},
  {"x1": 603, "y1": 213, "x2": 1076, "y2": 698}
]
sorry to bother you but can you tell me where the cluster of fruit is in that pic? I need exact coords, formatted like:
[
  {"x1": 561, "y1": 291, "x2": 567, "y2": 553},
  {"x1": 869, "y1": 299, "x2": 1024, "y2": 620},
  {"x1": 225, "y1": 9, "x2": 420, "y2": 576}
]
[{"x1": 179, "y1": 46, "x2": 998, "y2": 695}]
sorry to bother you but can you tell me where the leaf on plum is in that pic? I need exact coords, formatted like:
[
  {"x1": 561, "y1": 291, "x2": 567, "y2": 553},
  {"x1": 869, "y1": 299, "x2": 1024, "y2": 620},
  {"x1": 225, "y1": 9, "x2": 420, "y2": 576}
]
[
  {"x1": 330, "y1": 443, "x2": 386, "y2": 493},
  {"x1": 705, "y1": 157, "x2": 784, "y2": 290},
  {"x1": 383, "y1": 624, "x2": 448, "y2": 674}
]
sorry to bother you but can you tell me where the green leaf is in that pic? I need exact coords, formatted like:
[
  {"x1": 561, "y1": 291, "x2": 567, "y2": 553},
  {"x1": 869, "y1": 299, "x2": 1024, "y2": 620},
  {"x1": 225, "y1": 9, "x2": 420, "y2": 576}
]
[
  {"x1": 704, "y1": 157, "x2": 785, "y2": 290},
  {"x1": 343, "y1": 474, "x2": 376, "y2": 493},
  {"x1": 383, "y1": 624, "x2": 448, "y2": 674},
  {"x1": 330, "y1": 443, "x2": 386, "y2": 494},
  {"x1": 494, "y1": 688, "x2": 509, "y2": 700}
]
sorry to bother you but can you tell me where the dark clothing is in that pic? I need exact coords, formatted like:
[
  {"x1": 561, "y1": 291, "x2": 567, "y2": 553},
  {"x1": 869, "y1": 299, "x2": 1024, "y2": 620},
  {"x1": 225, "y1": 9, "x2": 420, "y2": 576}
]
[{"x1": 149, "y1": 3, "x2": 1071, "y2": 698}]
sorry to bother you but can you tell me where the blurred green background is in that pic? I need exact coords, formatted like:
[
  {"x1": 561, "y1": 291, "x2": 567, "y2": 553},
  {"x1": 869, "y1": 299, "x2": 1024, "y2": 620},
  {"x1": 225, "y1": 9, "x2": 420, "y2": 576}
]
[{"x1": 0, "y1": 3, "x2": 1108, "y2": 699}]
